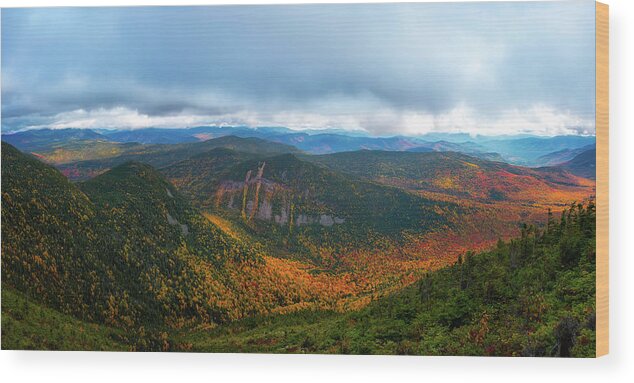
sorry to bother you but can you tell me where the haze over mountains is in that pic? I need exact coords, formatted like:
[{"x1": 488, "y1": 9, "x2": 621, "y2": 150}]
[{"x1": 1, "y1": 126, "x2": 596, "y2": 168}]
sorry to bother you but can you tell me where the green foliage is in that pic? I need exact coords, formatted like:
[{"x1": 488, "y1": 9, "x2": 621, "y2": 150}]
[
  {"x1": 164, "y1": 151, "x2": 454, "y2": 264},
  {"x1": 2, "y1": 143, "x2": 262, "y2": 331},
  {"x1": 225, "y1": 153, "x2": 448, "y2": 235},
  {"x1": 182, "y1": 203, "x2": 596, "y2": 357},
  {"x1": 2, "y1": 142, "x2": 109, "y2": 323},
  {"x1": 1, "y1": 288, "x2": 127, "y2": 351},
  {"x1": 1, "y1": 128, "x2": 107, "y2": 152},
  {"x1": 307, "y1": 149, "x2": 585, "y2": 201},
  {"x1": 1, "y1": 141, "x2": 596, "y2": 356}
]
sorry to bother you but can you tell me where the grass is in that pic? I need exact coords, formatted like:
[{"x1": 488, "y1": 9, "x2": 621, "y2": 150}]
[
  {"x1": 1, "y1": 288, "x2": 127, "y2": 351},
  {"x1": 176, "y1": 309, "x2": 343, "y2": 354}
]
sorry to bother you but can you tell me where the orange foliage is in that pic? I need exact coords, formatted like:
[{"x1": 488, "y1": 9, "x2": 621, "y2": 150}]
[{"x1": 195, "y1": 173, "x2": 596, "y2": 318}]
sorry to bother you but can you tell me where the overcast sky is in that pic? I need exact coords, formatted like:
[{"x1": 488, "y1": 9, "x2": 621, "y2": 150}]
[{"x1": 1, "y1": 1, "x2": 596, "y2": 136}]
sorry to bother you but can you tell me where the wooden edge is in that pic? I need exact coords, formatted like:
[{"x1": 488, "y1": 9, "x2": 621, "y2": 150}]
[{"x1": 595, "y1": 1, "x2": 609, "y2": 358}]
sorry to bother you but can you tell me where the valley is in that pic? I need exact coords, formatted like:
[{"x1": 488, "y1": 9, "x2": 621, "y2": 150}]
[{"x1": 1, "y1": 128, "x2": 597, "y2": 355}]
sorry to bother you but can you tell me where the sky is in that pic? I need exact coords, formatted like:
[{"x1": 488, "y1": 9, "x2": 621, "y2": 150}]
[{"x1": 1, "y1": 1, "x2": 596, "y2": 136}]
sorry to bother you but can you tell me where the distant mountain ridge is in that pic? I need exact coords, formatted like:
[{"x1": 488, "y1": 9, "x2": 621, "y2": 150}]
[
  {"x1": 476, "y1": 135, "x2": 596, "y2": 166},
  {"x1": 557, "y1": 148, "x2": 596, "y2": 180},
  {"x1": 537, "y1": 144, "x2": 596, "y2": 166},
  {"x1": 56, "y1": 135, "x2": 301, "y2": 180},
  {"x1": 308, "y1": 150, "x2": 591, "y2": 204},
  {"x1": 1, "y1": 128, "x2": 108, "y2": 152},
  {"x1": 1, "y1": 127, "x2": 596, "y2": 167}
]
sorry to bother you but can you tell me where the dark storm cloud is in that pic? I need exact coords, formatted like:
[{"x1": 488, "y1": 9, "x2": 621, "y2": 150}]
[{"x1": 1, "y1": 2, "x2": 596, "y2": 135}]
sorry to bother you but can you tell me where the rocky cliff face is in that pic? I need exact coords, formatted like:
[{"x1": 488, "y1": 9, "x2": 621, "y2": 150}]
[{"x1": 214, "y1": 163, "x2": 344, "y2": 228}]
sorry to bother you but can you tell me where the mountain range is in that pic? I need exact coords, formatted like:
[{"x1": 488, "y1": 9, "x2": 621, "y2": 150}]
[
  {"x1": 1, "y1": 127, "x2": 595, "y2": 167},
  {"x1": 1, "y1": 127, "x2": 597, "y2": 355}
]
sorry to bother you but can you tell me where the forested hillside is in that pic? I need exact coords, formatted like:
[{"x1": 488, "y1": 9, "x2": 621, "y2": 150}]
[
  {"x1": 4, "y1": 141, "x2": 451, "y2": 349},
  {"x1": 2, "y1": 142, "x2": 263, "y2": 327},
  {"x1": 56, "y1": 136, "x2": 300, "y2": 180},
  {"x1": 1, "y1": 139, "x2": 597, "y2": 355},
  {"x1": 558, "y1": 149, "x2": 597, "y2": 180},
  {"x1": 309, "y1": 150, "x2": 593, "y2": 203},
  {"x1": 2, "y1": 143, "x2": 339, "y2": 334},
  {"x1": 182, "y1": 203, "x2": 596, "y2": 357},
  {"x1": 1, "y1": 0, "x2": 600, "y2": 358},
  {"x1": 163, "y1": 151, "x2": 454, "y2": 264},
  {"x1": 1, "y1": 128, "x2": 108, "y2": 152}
]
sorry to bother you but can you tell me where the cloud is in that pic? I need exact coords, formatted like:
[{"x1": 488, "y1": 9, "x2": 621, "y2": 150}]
[
  {"x1": 21, "y1": 102, "x2": 594, "y2": 138},
  {"x1": 2, "y1": 3, "x2": 596, "y2": 136}
]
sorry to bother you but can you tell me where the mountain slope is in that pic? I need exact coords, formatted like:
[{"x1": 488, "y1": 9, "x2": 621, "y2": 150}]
[
  {"x1": 183, "y1": 203, "x2": 596, "y2": 357},
  {"x1": 1, "y1": 288, "x2": 129, "y2": 351},
  {"x1": 5, "y1": 127, "x2": 597, "y2": 167},
  {"x1": 266, "y1": 133, "x2": 427, "y2": 154},
  {"x1": 478, "y1": 136, "x2": 596, "y2": 166},
  {"x1": 308, "y1": 150, "x2": 591, "y2": 204},
  {"x1": 7, "y1": 141, "x2": 422, "y2": 341},
  {"x1": 2, "y1": 142, "x2": 263, "y2": 328},
  {"x1": 80, "y1": 161, "x2": 262, "y2": 267},
  {"x1": 556, "y1": 149, "x2": 596, "y2": 180},
  {"x1": 57, "y1": 135, "x2": 301, "y2": 180},
  {"x1": 104, "y1": 128, "x2": 203, "y2": 144},
  {"x1": 97, "y1": 127, "x2": 593, "y2": 165},
  {"x1": 2, "y1": 136, "x2": 597, "y2": 354},
  {"x1": 1, "y1": 128, "x2": 108, "y2": 152},
  {"x1": 98, "y1": 127, "x2": 483, "y2": 155},
  {"x1": 2, "y1": 141, "x2": 105, "y2": 319},
  {"x1": 159, "y1": 147, "x2": 258, "y2": 205},
  {"x1": 535, "y1": 144, "x2": 596, "y2": 166},
  {"x1": 162, "y1": 151, "x2": 454, "y2": 262},
  {"x1": 221, "y1": 153, "x2": 446, "y2": 232},
  {"x1": 407, "y1": 143, "x2": 504, "y2": 162}
]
